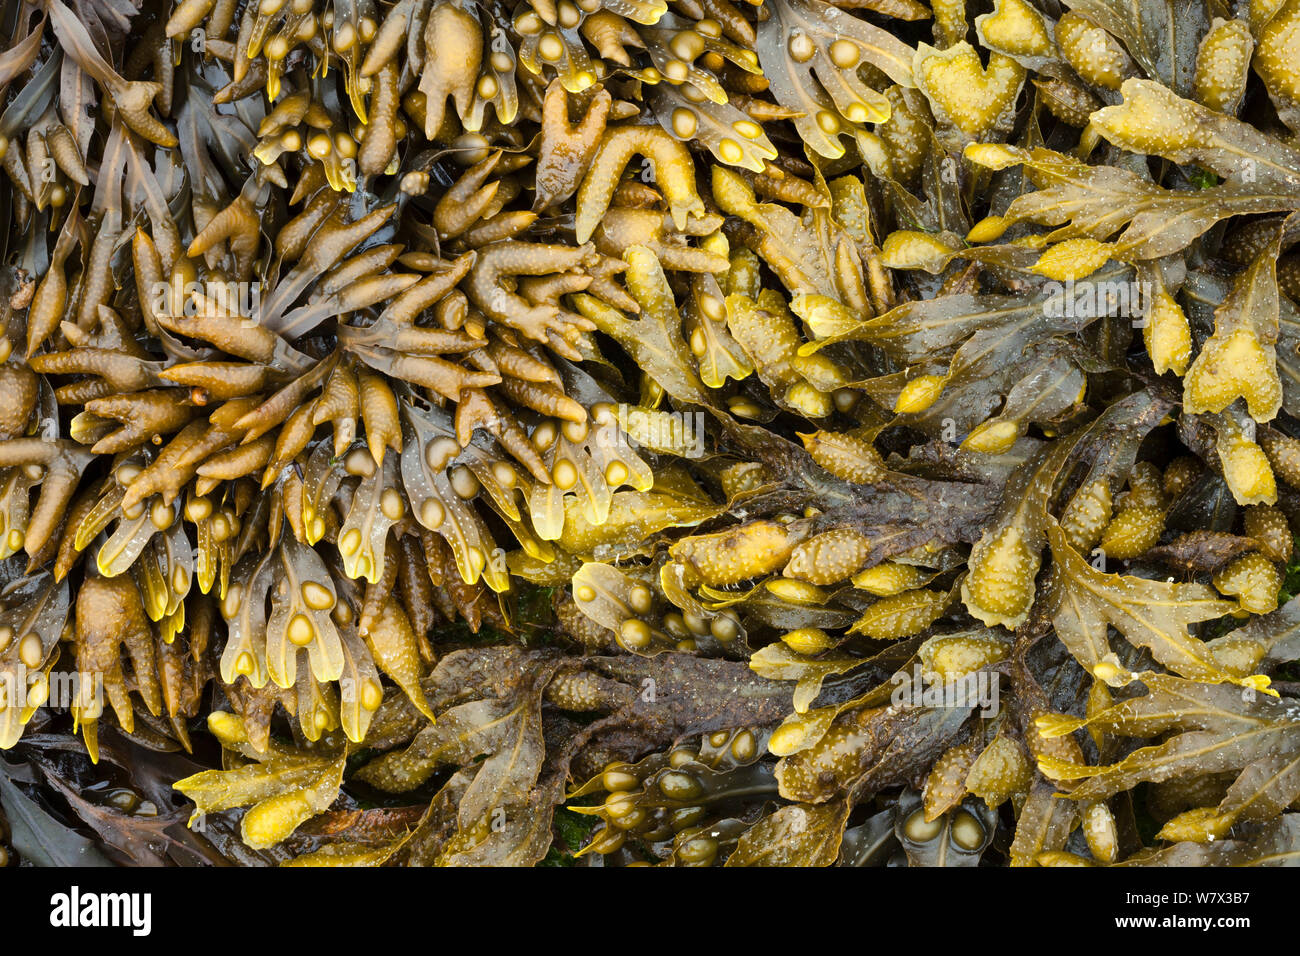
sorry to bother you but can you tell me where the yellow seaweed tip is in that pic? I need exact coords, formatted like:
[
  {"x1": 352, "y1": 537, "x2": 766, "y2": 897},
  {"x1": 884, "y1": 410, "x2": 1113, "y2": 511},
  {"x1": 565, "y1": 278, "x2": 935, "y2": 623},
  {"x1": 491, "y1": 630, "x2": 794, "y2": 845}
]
[
  {"x1": 1030, "y1": 238, "x2": 1114, "y2": 281},
  {"x1": 894, "y1": 373, "x2": 947, "y2": 413}
]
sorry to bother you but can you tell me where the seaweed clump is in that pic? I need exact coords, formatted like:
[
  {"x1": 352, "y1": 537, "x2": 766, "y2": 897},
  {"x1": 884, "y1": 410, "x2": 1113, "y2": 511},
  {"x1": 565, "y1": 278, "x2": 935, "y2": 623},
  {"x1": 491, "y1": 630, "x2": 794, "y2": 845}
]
[{"x1": 0, "y1": 0, "x2": 1299, "y2": 867}]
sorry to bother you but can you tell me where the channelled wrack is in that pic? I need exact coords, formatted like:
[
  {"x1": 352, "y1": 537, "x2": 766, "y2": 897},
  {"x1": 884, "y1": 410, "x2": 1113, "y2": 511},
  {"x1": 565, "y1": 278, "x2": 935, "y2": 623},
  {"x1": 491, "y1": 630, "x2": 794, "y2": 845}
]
[{"x1": 0, "y1": 0, "x2": 1299, "y2": 868}]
